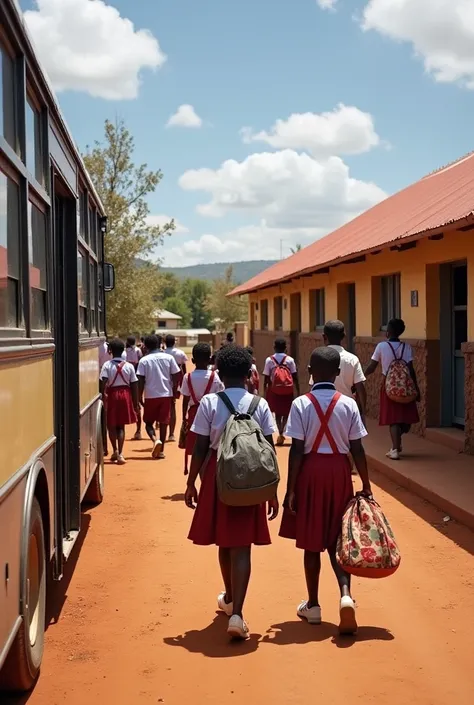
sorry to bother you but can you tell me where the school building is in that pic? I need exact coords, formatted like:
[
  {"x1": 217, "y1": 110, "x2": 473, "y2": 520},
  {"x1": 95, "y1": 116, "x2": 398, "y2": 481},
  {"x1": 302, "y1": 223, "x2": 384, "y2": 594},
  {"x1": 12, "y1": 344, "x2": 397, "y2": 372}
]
[{"x1": 230, "y1": 152, "x2": 474, "y2": 454}]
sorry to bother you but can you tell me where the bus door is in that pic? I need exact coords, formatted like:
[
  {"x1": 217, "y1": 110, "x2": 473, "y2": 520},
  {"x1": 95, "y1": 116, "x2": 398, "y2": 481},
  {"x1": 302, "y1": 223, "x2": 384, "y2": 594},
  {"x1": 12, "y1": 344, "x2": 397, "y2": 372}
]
[{"x1": 51, "y1": 174, "x2": 81, "y2": 578}]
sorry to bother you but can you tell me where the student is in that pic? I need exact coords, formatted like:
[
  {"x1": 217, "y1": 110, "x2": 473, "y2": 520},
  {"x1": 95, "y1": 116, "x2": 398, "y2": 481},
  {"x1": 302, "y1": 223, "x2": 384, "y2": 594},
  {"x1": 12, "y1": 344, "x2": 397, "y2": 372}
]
[
  {"x1": 164, "y1": 334, "x2": 188, "y2": 442},
  {"x1": 126, "y1": 335, "x2": 143, "y2": 440},
  {"x1": 279, "y1": 347, "x2": 371, "y2": 635},
  {"x1": 245, "y1": 346, "x2": 260, "y2": 395},
  {"x1": 137, "y1": 335, "x2": 181, "y2": 460},
  {"x1": 100, "y1": 338, "x2": 139, "y2": 465},
  {"x1": 263, "y1": 338, "x2": 300, "y2": 445},
  {"x1": 365, "y1": 318, "x2": 420, "y2": 460},
  {"x1": 185, "y1": 345, "x2": 278, "y2": 640},
  {"x1": 324, "y1": 320, "x2": 366, "y2": 420},
  {"x1": 180, "y1": 343, "x2": 224, "y2": 474}
]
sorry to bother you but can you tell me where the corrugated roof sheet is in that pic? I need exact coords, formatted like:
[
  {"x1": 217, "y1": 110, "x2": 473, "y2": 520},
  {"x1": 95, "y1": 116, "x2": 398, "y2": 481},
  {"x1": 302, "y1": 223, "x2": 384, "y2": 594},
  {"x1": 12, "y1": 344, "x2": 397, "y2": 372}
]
[{"x1": 230, "y1": 151, "x2": 474, "y2": 296}]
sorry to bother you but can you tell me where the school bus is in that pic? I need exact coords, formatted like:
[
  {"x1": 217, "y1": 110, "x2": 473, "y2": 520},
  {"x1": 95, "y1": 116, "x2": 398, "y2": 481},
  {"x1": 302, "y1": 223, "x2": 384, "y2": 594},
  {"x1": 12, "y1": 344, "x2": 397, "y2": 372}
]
[{"x1": 0, "y1": 0, "x2": 114, "y2": 691}]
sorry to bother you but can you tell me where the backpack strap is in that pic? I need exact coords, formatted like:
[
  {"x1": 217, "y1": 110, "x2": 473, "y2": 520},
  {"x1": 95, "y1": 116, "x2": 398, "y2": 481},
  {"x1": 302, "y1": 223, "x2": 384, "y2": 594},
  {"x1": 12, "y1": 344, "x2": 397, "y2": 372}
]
[
  {"x1": 272, "y1": 354, "x2": 287, "y2": 367},
  {"x1": 247, "y1": 395, "x2": 261, "y2": 416},
  {"x1": 187, "y1": 374, "x2": 199, "y2": 405},
  {"x1": 218, "y1": 391, "x2": 236, "y2": 415},
  {"x1": 306, "y1": 392, "x2": 341, "y2": 453},
  {"x1": 108, "y1": 361, "x2": 126, "y2": 387},
  {"x1": 388, "y1": 342, "x2": 405, "y2": 361}
]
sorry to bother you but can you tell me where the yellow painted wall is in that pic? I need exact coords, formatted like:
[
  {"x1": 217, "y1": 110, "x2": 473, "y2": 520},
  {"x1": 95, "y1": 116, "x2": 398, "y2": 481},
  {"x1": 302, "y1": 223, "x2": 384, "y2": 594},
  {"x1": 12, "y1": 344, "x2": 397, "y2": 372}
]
[
  {"x1": 0, "y1": 356, "x2": 54, "y2": 488},
  {"x1": 79, "y1": 346, "x2": 100, "y2": 411},
  {"x1": 249, "y1": 227, "x2": 474, "y2": 340}
]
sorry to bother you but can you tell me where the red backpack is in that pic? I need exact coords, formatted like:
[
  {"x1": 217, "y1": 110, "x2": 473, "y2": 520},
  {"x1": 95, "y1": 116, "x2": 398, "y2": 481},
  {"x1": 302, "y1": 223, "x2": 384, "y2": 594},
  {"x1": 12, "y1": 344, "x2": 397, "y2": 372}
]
[
  {"x1": 271, "y1": 355, "x2": 294, "y2": 396},
  {"x1": 247, "y1": 366, "x2": 260, "y2": 394}
]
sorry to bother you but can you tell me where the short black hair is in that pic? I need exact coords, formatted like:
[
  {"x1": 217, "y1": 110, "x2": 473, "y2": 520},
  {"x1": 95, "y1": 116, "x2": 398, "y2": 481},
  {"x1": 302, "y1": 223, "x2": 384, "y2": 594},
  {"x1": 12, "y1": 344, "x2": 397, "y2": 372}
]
[
  {"x1": 226, "y1": 331, "x2": 234, "y2": 342},
  {"x1": 387, "y1": 318, "x2": 405, "y2": 337},
  {"x1": 193, "y1": 342, "x2": 211, "y2": 363},
  {"x1": 140, "y1": 337, "x2": 144, "y2": 343},
  {"x1": 109, "y1": 337, "x2": 125, "y2": 358},
  {"x1": 309, "y1": 346, "x2": 340, "y2": 379},
  {"x1": 144, "y1": 334, "x2": 159, "y2": 351},
  {"x1": 246, "y1": 346, "x2": 254, "y2": 356},
  {"x1": 165, "y1": 334, "x2": 176, "y2": 347},
  {"x1": 216, "y1": 344, "x2": 252, "y2": 379},
  {"x1": 324, "y1": 320, "x2": 345, "y2": 345},
  {"x1": 126, "y1": 335, "x2": 136, "y2": 347},
  {"x1": 274, "y1": 337, "x2": 287, "y2": 353}
]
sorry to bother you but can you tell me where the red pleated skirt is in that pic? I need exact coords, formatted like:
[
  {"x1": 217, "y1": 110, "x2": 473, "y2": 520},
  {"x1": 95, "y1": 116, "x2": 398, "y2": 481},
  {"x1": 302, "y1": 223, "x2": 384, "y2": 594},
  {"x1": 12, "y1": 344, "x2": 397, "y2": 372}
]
[
  {"x1": 267, "y1": 388, "x2": 293, "y2": 417},
  {"x1": 106, "y1": 385, "x2": 137, "y2": 428},
  {"x1": 279, "y1": 452, "x2": 353, "y2": 553},
  {"x1": 379, "y1": 382, "x2": 419, "y2": 426},
  {"x1": 188, "y1": 450, "x2": 271, "y2": 548}
]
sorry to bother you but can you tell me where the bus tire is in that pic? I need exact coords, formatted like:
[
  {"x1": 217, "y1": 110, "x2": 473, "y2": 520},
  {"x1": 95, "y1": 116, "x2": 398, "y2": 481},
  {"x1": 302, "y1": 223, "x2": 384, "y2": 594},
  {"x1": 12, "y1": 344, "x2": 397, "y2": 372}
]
[
  {"x1": 0, "y1": 498, "x2": 46, "y2": 692},
  {"x1": 84, "y1": 421, "x2": 105, "y2": 505}
]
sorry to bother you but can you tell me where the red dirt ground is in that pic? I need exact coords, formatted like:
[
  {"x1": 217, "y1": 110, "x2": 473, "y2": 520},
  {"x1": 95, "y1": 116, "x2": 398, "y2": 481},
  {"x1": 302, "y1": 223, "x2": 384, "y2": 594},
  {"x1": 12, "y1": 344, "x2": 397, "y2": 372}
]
[{"x1": 6, "y1": 405, "x2": 474, "y2": 705}]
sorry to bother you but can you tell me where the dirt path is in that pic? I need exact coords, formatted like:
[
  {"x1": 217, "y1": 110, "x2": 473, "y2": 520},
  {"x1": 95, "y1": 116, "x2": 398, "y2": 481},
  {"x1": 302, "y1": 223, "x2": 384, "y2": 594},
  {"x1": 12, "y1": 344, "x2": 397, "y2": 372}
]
[{"x1": 9, "y1": 406, "x2": 474, "y2": 705}]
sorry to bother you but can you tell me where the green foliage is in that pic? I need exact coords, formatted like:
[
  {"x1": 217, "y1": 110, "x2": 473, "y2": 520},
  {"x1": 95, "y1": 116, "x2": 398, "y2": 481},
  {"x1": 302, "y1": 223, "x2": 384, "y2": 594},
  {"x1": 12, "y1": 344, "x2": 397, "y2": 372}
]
[
  {"x1": 83, "y1": 118, "x2": 174, "y2": 335},
  {"x1": 161, "y1": 295, "x2": 192, "y2": 328},
  {"x1": 205, "y1": 265, "x2": 248, "y2": 332},
  {"x1": 290, "y1": 244, "x2": 302, "y2": 254}
]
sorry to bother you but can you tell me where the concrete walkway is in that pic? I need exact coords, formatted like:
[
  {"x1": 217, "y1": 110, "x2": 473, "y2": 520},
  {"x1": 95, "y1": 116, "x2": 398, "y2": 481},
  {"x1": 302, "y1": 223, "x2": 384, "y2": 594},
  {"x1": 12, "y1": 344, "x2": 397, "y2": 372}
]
[{"x1": 364, "y1": 419, "x2": 474, "y2": 530}]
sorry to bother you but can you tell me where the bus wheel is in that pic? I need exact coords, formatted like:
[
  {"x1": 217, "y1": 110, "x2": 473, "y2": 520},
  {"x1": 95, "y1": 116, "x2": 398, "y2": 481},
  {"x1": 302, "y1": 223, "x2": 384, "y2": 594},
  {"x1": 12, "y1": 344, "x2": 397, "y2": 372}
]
[
  {"x1": 0, "y1": 498, "x2": 46, "y2": 692},
  {"x1": 84, "y1": 432, "x2": 105, "y2": 505}
]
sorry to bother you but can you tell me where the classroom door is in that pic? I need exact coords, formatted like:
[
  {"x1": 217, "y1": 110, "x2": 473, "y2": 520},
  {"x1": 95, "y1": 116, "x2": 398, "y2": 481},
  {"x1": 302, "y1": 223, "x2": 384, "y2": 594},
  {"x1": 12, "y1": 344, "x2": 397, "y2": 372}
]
[{"x1": 452, "y1": 263, "x2": 467, "y2": 426}]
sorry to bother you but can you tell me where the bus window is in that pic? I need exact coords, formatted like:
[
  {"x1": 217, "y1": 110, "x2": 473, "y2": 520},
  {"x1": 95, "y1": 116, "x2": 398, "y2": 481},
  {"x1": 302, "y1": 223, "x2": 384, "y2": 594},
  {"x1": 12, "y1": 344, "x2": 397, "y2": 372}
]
[
  {"x1": 0, "y1": 42, "x2": 16, "y2": 152},
  {"x1": 28, "y1": 200, "x2": 48, "y2": 330},
  {"x1": 0, "y1": 170, "x2": 20, "y2": 327},
  {"x1": 77, "y1": 249, "x2": 88, "y2": 331},
  {"x1": 90, "y1": 259, "x2": 97, "y2": 333}
]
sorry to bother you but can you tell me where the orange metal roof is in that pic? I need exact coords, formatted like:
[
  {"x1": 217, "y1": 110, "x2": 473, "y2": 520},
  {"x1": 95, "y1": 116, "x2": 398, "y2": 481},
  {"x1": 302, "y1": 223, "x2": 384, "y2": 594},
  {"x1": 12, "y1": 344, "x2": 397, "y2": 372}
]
[{"x1": 230, "y1": 152, "x2": 474, "y2": 296}]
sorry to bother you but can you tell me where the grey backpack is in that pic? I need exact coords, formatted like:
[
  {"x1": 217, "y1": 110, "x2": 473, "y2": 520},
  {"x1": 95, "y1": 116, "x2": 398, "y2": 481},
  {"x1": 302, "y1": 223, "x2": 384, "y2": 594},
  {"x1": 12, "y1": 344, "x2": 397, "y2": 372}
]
[{"x1": 216, "y1": 392, "x2": 280, "y2": 506}]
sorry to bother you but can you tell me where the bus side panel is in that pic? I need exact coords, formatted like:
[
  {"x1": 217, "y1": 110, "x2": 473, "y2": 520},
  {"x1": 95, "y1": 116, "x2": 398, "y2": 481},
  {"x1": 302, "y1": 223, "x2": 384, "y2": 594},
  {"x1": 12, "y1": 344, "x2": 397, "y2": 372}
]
[{"x1": 79, "y1": 345, "x2": 101, "y2": 498}]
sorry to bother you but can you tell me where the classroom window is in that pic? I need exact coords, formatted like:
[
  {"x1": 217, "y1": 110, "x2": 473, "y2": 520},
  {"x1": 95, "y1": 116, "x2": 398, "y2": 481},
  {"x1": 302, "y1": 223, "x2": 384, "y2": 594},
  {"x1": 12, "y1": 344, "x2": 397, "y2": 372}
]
[
  {"x1": 273, "y1": 296, "x2": 283, "y2": 330},
  {"x1": 381, "y1": 274, "x2": 401, "y2": 330},
  {"x1": 25, "y1": 97, "x2": 44, "y2": 184},
  {"x1": 77, "y1": 250, "x2": 88, "y2": 331},
  {"x1": 310, "y1": 288, "x2": 325, "y2": 329},
  {"x1": 28, "y1": 202, "x2": 48, "y2": 329},
  {"x1": 0, "y1": 171, "x2": 20, "y2": 328},
  {"x1": 0, "y1": 44, "x2": 16, "y2": 151},
  {"x1": 157, "y1": 321, "x2": 166, "y2": 328},
  {"x1": 261, "y1": 299, "x2": 269, "y2": 330}
]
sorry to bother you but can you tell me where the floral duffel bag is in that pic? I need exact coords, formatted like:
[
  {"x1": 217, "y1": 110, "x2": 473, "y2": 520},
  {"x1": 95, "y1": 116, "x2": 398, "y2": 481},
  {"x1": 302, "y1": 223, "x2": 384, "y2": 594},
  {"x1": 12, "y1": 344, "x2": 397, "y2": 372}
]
[{"x1": 337, "y1": 495, "x2": 401, "y2": 578}]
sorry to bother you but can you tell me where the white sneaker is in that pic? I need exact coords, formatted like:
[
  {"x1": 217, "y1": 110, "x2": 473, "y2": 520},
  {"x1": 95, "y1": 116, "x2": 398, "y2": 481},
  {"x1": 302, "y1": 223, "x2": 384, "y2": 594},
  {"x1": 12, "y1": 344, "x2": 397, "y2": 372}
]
[
  {"x1": 217, "y1": 592, "x2": 233, "y2": 616},
  {"x1": 385, "y1": 448, "x2": 400, "y2": 460},
  {"x1": 339, "y1": 596, "x2": 357, "y2": 635},
  {"x1": 117, "y1": 454, "x2": 126, "y2": 465},
  {"x1": 297, "y1": 600, "x2": 322, "y2": 624},
  {"x1": 227, "y1": 615, "x2": 249, "y2": 640},
  {"x1": 152, "y1": 440, "x2": 163, "y2": 459}
]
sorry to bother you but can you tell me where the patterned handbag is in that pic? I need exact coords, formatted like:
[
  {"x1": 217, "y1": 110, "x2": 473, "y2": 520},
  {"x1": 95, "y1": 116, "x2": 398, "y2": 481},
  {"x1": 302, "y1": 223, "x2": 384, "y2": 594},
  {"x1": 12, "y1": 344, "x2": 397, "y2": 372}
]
[{"x1": 337, "y1": 496, "x2": 401, "y2": 578}]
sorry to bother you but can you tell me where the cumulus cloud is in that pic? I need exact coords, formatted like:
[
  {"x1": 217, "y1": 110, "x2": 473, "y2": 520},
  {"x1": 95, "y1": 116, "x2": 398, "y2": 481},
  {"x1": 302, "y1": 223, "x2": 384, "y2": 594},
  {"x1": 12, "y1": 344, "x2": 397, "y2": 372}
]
[
  {"x1": 241, "y1": 104, "x2": 380, "y2": 158},
  {"x1": 166, "y1": 105, "x2": 203, "y2": 128},
  {"x1": 362, "y1": 0, "x2": 474, "y2": 89},
  {"x1": 146, "y1": 215, "x2": 189, "y2": 233},
  {"x1": 317, "y1": 0, "x2": 338, "y2": 10},
  {"x1": 179, "y1": 149, "x2": 387, "y2": 228},
  {"x1": 24, "y1": 0, "x2": 166, "y2": 99}
]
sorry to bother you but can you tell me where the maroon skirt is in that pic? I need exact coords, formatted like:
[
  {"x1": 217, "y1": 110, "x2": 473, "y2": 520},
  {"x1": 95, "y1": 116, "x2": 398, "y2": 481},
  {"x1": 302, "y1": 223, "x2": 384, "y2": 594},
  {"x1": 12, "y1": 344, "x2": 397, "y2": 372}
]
[
  {"x1": 106, "y1": 385, "x2": 137, "y2": 428},
  {"x1": 379, "y1": 382, "x2": 419, "y2": 426},
  {"x1": 279, "y1": 452, "x2": 353, "y2": 553},
  {"x1": 267, "y1": 388, "x2": 293, "y2": 417},
  {"x1": 188, "y1": 450, "x2": 271, "y2": 548}
]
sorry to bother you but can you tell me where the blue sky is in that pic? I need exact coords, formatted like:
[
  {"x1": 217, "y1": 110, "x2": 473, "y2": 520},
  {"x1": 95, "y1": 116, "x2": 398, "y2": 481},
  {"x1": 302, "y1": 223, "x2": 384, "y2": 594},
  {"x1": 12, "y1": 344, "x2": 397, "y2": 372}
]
[{"x1": 20, "y1": 0, "x2": 474, "y2": 265}]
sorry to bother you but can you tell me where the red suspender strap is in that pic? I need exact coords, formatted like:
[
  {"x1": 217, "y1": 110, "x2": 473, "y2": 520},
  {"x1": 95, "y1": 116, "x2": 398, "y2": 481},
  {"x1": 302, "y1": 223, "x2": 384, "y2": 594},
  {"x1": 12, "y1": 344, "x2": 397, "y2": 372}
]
[
  {"x1": 187, "y1": 374, "x2": 199, "y2": 405},
  {"x1": 188, "y1": 371, "x2": 215, "y2": 406},
  {"x1": 109, "y1": 361, "x2": 127, "y2": 387},
  {"x1": 203, "y1": 371, "x2": 215, "y2": 396},
  {"x1": 306, "y1": 392, "x2": 341, "y2": 453}
]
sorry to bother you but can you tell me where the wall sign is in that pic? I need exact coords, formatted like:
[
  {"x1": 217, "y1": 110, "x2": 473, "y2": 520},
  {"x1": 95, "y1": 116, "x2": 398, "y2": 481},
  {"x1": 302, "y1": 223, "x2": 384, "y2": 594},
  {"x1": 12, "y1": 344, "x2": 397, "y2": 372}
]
[{"x1": 410, "y1": 290, "x2": 419, "y2": 307}]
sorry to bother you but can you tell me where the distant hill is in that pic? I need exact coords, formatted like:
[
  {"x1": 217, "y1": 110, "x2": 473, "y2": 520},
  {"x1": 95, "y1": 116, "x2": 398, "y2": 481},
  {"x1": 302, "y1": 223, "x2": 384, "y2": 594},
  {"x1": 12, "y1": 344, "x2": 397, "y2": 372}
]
[{"x1": 161, "y1": 260, "x2": 277, "y2": 283}]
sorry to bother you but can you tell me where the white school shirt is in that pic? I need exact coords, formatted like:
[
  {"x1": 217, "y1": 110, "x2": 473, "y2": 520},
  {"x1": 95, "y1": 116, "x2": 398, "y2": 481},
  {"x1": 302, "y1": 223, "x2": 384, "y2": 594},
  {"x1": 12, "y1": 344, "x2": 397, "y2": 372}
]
[
  {"x1": 165, "y1": 346, "x2": 188, "y2": 367},
  {"x1": 99, "y1": 343, "x2": 125, "y2": 373},
  {"x1": 180, "y1": 369, "x2": 224, "y2": 409},
  {"x1": 309, "y1": 345, "x2": 366, "y2": 398},
  {"x1": 100, "y1": 358, "x2": 138, "y2": 387},
  {"x1": 372, "y1": 340, "x2": 413, "y2": 376},
  {"x1": 137, "y1": 351, "x2": 180, "y2": 398},
  {"x1": 126, "y1": 345, "x2": 142, "y2": 365},
  {"x1": 192, "y1": 388, "x2": 276, "y2": 450},
  {"x1": 263, "y1": 352, "x2": 297, "y2": 376},
  {"x1": 286, "y1": 384, "x2": 367, "y2": 455}
]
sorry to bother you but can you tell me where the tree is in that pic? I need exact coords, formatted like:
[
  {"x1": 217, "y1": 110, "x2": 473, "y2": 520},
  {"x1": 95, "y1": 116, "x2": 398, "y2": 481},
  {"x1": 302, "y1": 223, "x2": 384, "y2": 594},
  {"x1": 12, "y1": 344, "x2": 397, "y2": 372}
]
[
  {"x1": 83, "y1": 119, "x2": 174, "y2": 334},
  {"x1": 180, "y1": 279, "x2": 212, "y2": 328},
  {"x1": 290, "y1": 244, "x2": 302, "y2": 254},
  {"x1": 205, "y1": 265, "x2": 248, "y2": 332},
  {"x1": 160, "y1": 295, "x2": 192, "y2": 328}
]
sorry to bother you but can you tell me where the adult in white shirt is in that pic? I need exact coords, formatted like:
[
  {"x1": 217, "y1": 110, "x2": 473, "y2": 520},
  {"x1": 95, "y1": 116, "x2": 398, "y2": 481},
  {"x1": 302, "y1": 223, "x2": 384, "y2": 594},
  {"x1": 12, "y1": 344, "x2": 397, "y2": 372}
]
[
  {"x1": 263, "y1": 338, "x2": 300, "y2": 446},
  {"x1": 185, "y1": 344, "x2": 278, "y2": 640},
  {"x1": 164, "y1": 334, "x2": 189, "y2": 441},
  {"x1": 137, "y1": 334, "x2": 181, "y2": 459}
]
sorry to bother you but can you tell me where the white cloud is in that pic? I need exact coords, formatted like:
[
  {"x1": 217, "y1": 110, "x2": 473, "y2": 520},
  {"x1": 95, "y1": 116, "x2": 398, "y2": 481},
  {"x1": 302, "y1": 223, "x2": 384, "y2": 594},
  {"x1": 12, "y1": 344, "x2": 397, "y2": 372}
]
[
  {"x1": 24, "y1": 0, "x2": 166, "y2": 99},
  {"x1": 166, "y1": 105, "x2": 203, "y2": 128},
  {"x1": 362, "y1": 0, "x2": 474, "y2": 89},
  {"x1": 317, "y1": 0, "x2": 337, "y2": 10},
  {"x1": 147, "y1": 215, "x2": 189, "y2": 234},
  {"x1": 241, "y1": 104, "x2": 380, "y2": 158},
  {"x1": 179, "y1": 149, "x2": 387, "y2": 228}
]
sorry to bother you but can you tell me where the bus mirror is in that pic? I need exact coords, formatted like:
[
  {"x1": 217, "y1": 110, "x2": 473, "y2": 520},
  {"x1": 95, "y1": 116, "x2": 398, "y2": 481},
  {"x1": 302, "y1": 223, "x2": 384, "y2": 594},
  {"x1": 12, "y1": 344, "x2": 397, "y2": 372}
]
[{"x1": 103, "y1": 262, "x2": 115, "y2": 291}]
